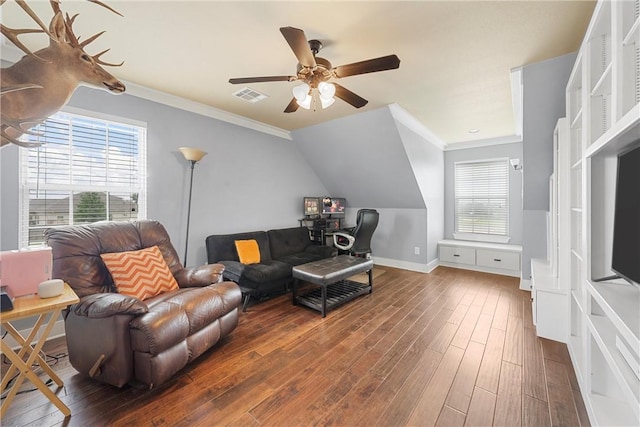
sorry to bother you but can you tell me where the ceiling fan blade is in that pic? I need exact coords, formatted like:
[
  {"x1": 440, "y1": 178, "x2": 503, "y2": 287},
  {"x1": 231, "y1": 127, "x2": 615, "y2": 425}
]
[
  {"x1": 229, "y1": 76, "x2": 295, "y2": 84},
  {"x1": 284, "y1": 97, "x2": 299, "y2": 113},
  {"x1": 332, "y1": 54, "x2": 400, "y2": 78},
  {"x1": 280, "y1": 26, "x2": 316, "y2": 68},
  {"x1": 333, "y1": 83, "x2": 368, "y2": 108}
]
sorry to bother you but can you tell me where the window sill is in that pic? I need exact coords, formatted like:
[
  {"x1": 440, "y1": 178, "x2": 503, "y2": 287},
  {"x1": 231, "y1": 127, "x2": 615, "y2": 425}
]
[{"x1": 452, "y1": 233, "x2": 511, "y2": 244}]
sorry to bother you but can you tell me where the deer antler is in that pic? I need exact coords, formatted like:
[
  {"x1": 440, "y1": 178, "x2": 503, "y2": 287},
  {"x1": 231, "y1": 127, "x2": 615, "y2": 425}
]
[
  {"x1": 58, "y1": 7, "x2": 124, "y2": 67},
  {"x1": 92, "y1": 49, "x2": 124, "y2": 67},
  {"x1": 1, "y1": 118, "x2": 44, "y2": 147},
  {"x1": 0, "y1": 0, "x2": 55, "y2": 61},
  {"x1": 87, "y1": 0, "x2": 122, "y2": 17},
  {"x1": 79, "y1": 30, "x2": 106, "y2": 48}
]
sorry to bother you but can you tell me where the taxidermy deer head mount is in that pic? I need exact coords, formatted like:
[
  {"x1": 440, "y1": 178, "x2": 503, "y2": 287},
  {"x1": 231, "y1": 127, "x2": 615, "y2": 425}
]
[{"x1": 1, "y1": 0, "x2": 126, "y2": 148}]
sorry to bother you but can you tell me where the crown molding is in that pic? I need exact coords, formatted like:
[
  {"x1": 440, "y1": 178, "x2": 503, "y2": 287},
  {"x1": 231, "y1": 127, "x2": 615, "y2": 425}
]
[
  {"x1": 123, "y1": 82, "x2": 292, "y2": 141},
  {"x1": 444, "y1": 134, "x2": 523, "y2": 151}
]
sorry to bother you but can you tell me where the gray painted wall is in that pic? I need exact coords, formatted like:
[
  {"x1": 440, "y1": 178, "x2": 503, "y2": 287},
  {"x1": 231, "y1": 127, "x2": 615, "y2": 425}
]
[
  {"x1": 395, "y1": 121, "x2": 445, "y2": 262},
  {"x1": 293, "y1": 106, "x2": 444, "y2": 267},
  {"x1": 292, "y1": 107, "x2": 425, "y2": 209},
  {"x1": 341, "y1": 207, "x2": 429, "y2": 265},
  {"x1": 521, "y1": 52, "x2": 576, "y2": 280},
  {"x1": 444, "y1": 142, "x2": 524, "y2": 245}
]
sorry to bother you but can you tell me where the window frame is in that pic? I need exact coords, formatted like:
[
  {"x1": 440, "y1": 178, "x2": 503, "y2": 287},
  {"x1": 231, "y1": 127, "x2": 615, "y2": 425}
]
[
  {"x1": 18, "y1": 107, "x2": 147, "y2": 248},
  {"x1": 453, "y1": 157, "x2": 511, "y2": 244}
]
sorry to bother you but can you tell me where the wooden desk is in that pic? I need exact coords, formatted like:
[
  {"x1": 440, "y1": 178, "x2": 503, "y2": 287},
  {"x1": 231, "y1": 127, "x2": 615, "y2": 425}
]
[{"x1": 1, "y1": 283, "x2": 79, "y2": 417}]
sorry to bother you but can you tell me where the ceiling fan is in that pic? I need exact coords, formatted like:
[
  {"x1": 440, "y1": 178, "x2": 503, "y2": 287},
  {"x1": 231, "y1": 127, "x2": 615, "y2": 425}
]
[{"x1": 229, "y1": 26, "x2": 400, "y2": 113}]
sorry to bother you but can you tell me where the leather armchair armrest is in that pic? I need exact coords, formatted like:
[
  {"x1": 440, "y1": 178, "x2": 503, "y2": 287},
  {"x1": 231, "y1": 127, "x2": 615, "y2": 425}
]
[
  {"x1": 73, "y1": 293, "x2": 149, "y2": 318},
  {"x1": 175, "y1": 263, "x2": 226, "y2": 288}
]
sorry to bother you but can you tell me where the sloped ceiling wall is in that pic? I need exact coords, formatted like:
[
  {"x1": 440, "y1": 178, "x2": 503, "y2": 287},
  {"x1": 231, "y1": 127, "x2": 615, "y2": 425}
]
[{"x1": 291, "y1": 106, "x2": 425, "y2": 210}]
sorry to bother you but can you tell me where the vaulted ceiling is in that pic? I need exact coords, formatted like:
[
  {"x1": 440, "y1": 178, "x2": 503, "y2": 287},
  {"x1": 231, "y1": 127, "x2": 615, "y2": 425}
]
[{"x1": 1, "y1": 1, "x2": 596, "y2": 145}]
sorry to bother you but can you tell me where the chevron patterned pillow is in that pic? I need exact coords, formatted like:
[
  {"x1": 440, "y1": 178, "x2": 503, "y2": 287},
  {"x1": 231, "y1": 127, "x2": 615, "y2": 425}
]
[{"x1": 101, "y1": 245, "x2": 179, "y2": 301}]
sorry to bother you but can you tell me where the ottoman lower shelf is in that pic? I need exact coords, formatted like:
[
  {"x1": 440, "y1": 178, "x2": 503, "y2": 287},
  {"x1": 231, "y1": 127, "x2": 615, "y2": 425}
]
[{"x1": 294, "y1": 279, "x2": 371, "y2": 316}]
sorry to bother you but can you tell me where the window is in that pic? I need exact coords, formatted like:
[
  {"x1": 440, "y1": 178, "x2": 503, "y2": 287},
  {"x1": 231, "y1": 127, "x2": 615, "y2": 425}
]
[
  {"x1": 454, "y1": 158, "x2": 509, "y2": 241},
  {"x1": 19, "y1": 110, "x2": 147, "y2": 247}
]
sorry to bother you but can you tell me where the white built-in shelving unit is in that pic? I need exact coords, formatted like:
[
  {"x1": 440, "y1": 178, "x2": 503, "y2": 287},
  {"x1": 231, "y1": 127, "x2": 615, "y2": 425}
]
[
  {"x1": 564, "y1": 1, "x2": 640, "y2": 425},
  {"x1": 530, "y1": 118, "x2": 570, "y2": 343}
]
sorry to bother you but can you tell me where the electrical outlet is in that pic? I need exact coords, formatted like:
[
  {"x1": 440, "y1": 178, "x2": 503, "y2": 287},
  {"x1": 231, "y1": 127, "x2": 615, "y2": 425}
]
[{"x1": 414, "y1": 246, "x2": 420, "y2": 255}]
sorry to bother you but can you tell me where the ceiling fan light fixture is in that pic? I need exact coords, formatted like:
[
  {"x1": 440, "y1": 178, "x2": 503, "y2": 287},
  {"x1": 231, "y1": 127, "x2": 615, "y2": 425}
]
[
  {"x1": 320, "y1": 96, "x2": 335, "y2": 109},
  {"x1": 297, "y1": 94, "x2": 312, "y2": 109},
  {"x1": 318, "y1": 82, "x2": 336, "y2": 99},
  {"x1": 293, "y1": 83, "x2": 310, "y2": 102}
]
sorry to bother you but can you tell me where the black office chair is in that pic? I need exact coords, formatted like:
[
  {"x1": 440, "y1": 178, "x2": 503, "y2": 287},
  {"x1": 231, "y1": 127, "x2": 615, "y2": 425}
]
[{"x1": 333, "y1": 209, "x2": 379, "y2": 258}]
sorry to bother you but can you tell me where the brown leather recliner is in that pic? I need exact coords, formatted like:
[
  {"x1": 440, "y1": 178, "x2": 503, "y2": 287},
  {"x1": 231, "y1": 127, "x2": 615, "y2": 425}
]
[{"x1": 45, "y1": 220, "x2": 241, "y2": 388}]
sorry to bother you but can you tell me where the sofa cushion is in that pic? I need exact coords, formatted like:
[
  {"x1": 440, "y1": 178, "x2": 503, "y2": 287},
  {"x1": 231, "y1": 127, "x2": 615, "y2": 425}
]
[
  {"x1": 101, "y1": 246, "x2": 179, "y2": 301},
  {"x1": 267, "y1": 227, "x2": 314, "y2": 260},
  {"x1": 235, "y1": 239, "x2": 261, "y2": 264}
]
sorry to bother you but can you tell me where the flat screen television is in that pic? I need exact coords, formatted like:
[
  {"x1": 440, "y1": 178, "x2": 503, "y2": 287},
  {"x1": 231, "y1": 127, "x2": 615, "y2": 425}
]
[
  {"x1": 303, "y1": 197, "x2": 320, "y2": 217},
  {"x1": 322, "y1": 197, "x2": 346, "y2": 217},
  {"x1": 610, "y1": 144, "x2": 640, "y2": 285}
]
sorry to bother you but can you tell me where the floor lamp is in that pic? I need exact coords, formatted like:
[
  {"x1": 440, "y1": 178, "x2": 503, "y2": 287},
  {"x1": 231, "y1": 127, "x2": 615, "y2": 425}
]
[{"x1": 179, "y1": 147, "x2": 207, "y2": 266}]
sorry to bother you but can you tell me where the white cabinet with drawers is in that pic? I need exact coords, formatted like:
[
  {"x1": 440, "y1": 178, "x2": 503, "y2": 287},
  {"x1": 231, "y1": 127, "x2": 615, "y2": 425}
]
[{"x1": 438, "y1": 240, "x2": 522, "y2": 277}]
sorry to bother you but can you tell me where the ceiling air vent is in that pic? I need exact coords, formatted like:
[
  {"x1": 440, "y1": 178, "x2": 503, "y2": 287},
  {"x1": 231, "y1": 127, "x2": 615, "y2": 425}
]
[{"x1": 232, "y1": 87, "x2": 268, "y2": 103}]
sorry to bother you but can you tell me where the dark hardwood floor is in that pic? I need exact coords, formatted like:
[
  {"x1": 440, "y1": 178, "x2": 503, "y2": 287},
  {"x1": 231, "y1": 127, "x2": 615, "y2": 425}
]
[{"x1": 1, "y1": 266, "x2": 590, "y2": 427}]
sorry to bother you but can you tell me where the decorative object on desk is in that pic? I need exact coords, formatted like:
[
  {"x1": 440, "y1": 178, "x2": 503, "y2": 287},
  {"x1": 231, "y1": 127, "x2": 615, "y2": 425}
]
[
  {"x1": 37, "y1": 278, "x2": 64, "y2": 299},
  {"x1": 1, "y1": 0, "x2": 125, "y2": 148},
  {"x1": 228, "y1": 26, "x2": 400, "y2": 113},
  {"x1": 303, "y1": 196, "x2": 320, "y2": 218},
  {"x1": 0, "y1": 285, "x2": 15, "y2": 311},
  {"x1": 178, "y1": 146, "x2": 207, "y2": 266}
]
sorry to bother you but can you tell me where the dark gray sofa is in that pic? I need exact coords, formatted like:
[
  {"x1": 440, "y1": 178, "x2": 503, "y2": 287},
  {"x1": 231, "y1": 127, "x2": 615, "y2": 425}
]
[{"x1": 206, "y1": 226, "x2": 337, "y2": 311}]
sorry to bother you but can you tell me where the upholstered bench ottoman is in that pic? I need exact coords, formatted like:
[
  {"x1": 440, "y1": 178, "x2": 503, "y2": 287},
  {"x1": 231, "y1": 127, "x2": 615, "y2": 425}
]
[{"x1": 291, "y1": 255, "x2": 374, "y2": 317}]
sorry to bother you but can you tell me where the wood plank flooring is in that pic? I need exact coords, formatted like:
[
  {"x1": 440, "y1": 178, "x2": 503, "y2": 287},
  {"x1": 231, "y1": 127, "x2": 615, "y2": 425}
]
[{"x1": 1, "y1": 266, "x2": 590, "y2": 427}]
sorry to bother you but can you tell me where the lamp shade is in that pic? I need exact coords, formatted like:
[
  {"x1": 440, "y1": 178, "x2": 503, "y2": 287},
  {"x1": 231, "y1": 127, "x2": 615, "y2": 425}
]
[{"x1": 179, "y1": 147, "x2": 207, "y2": 162}]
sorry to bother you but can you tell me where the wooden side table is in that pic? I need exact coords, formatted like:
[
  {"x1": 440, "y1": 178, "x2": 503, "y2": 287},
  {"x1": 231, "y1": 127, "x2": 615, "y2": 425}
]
[{"x1": 1, "y1": 283, "x2": 79, "y2": 418}]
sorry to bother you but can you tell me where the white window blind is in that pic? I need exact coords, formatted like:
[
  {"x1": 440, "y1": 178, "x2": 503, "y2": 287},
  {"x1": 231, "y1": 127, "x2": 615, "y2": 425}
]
[
  {"x1": 454, "y1": 158, "x2": 509, "y2": 237},
  {"x1": 19, "y1": 111, "x2": 147, "y2": 248}
]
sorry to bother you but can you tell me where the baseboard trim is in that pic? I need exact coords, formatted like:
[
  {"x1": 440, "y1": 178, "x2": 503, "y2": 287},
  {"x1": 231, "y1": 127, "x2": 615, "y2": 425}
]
[
  {"x1": 520, "y1": 278, "x2": 532, "y2": 291},
  {"x1": 372, "y1": 256, "x2": 435, "y2": 273},
  {"x1": 438, "y1": 261, "x2": 521, "y2": 278},
  {"x1": 0, "y1": 319, "x2": 66, "y2": 354}
]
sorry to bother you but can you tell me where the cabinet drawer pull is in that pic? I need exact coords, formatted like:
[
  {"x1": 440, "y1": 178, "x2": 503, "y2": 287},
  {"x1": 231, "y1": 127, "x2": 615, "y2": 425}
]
[
  {"x1": 453, "y1": 254, "x2": 460, "y2": 257},
  {"x1": 494, "y1": 258, "x2": 502, "y2": 262}
]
